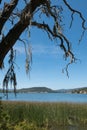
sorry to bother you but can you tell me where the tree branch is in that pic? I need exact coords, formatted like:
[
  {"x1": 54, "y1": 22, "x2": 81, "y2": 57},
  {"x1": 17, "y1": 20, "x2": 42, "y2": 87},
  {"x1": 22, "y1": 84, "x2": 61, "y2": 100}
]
[
  {"x1": 63, "y1": 0, "x2": 87, "y2": 30},
  {"x1": 0, "y1": 0, "x2": 2, "y2": 4},
  {"x1": 0, "y1": 0, "x2": 18, "y2": 34},
  {"x1": 31, "y1": 21, "x2": 76, "y2": 62},
  {"x1": 31, "y1": 20, "x2": 77, "y2": 77},
  {"x1": 0, "y1": 0, "x2": 50, "y2": 68}
]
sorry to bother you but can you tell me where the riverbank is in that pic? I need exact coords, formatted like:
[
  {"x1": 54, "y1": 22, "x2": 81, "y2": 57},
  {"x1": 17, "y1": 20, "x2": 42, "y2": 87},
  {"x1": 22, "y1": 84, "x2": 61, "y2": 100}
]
[{"x1": 1, "y1": 101, "x2": 87, "y2": 130}]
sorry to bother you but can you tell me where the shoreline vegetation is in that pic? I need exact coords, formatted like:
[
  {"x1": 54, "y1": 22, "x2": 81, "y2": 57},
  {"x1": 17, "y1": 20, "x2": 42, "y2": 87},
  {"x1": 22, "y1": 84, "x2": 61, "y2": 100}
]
[{"x1": 0, "y1": 101, "x2": 87, "y2": 130}]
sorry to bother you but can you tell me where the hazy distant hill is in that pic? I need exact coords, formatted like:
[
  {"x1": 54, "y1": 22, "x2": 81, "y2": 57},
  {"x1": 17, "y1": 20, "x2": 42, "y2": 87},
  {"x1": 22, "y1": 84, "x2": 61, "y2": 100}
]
[
  {"x1": 0, "y1": 87, "x2": 87, "y2": 94},
  {"x1": 17, "y1": 87, "x2": 54, "y2": 93},
  {"x1": 56, "y1": 87, "x2": 87, "y2": 94},
  {"x1": 17, "y1": 87, "x2": 87, "y2": 94}
]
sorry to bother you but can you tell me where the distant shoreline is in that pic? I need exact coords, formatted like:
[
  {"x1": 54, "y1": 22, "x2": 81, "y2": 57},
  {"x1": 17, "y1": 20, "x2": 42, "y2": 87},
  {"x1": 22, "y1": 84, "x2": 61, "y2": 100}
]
[{"x1": 1, "y1": 86, "x2": 87, "y2": 94}]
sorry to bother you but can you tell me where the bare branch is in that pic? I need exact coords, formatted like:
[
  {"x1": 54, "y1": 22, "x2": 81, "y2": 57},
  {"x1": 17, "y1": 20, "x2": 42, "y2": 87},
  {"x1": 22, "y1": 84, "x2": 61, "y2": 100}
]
[
  {"x1": 0, "y1": 0, "x2": 18, "y2": 34},
  {"x1": 0, "y1": 0, "x2": 2, "y2": 4},
  {"x1": 63, "y1": 0, "x2": 87, "y2": 30},
  {"x1": 79, "y1": 30, "x2": 85, "y2": 44},
  {"x1": 31, "y1": 21, "x2": 76, "y2": 77},
  {"x1": 31, "y1": 21, "x2": 63, "y2": 43},
  {"x1": 69, "y1": 12, "x2": 74, "y2": 28},
  {"x1": 31, "y1": 21, "x2": 70, "y2": 50}
]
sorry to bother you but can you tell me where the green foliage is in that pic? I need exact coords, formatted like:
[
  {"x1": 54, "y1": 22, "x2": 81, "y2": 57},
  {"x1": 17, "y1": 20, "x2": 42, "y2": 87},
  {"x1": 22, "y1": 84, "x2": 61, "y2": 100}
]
[
  {"x1": 14, "y1": 120, "x2": 37, "y2": 130},
  {"x1": 14, "y1": 120, "x2": 45, "y2": 130}
]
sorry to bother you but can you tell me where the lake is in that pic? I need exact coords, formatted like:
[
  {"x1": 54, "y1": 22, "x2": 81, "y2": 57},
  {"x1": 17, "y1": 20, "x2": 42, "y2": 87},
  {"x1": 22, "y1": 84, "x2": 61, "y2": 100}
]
[{"x1": 0, "y1": 93, "x2": 87, "y2": 103}]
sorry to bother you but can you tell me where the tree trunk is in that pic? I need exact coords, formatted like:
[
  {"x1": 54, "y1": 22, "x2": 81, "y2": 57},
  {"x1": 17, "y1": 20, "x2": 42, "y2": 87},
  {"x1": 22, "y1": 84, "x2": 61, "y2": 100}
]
[
  {"x1": 0, "y1": 21, "x2": 29, "y2": 67},
  {"x1": 0, "y1": 0, "x2": 18, "y2": 34},
  {"x1": 0, "y1": 0, "x2": 48, "y2": 67}
]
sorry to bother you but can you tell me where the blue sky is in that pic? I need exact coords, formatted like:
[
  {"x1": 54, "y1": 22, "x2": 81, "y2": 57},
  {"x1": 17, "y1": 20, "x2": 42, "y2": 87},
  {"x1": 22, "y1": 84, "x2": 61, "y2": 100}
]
[{"x1": 0, "y1": 0, "x2": 87, "y2": 90}]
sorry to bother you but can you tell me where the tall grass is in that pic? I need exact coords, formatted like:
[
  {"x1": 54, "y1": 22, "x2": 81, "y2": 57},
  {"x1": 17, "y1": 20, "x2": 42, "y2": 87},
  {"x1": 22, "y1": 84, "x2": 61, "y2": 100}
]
[{"x1": 1, "y1": 101, "x2": 87, "y2": 129}]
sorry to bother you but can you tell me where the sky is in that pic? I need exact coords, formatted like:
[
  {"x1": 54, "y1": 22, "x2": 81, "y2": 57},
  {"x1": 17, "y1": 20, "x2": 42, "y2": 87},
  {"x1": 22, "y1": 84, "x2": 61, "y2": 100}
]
[{"x1": 0, "y1": 0, "x2": 87, "y2": 90}]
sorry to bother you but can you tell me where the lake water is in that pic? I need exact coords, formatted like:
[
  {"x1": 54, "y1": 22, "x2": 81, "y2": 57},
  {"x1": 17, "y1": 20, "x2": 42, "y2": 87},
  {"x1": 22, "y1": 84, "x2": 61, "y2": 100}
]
[{"x1": 0, "y1": 93, "x2": 87, "y2": 103}]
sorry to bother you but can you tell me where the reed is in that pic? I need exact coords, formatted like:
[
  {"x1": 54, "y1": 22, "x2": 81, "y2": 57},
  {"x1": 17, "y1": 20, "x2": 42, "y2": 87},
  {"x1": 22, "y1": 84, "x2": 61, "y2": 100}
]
[{"x1": 1, "y1": 101, "x2": 87, "y2": 129}]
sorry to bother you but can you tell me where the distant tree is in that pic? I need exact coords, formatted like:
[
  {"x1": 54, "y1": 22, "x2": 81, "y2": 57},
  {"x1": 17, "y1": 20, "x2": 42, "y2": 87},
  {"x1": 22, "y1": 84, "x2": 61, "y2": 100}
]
[{"x1": 0, "y1": 0, "x2": 87, "y2": 95}]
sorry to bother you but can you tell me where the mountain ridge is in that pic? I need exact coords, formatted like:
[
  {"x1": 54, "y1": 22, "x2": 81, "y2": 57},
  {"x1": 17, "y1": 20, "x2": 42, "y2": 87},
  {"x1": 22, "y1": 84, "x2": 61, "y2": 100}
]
[
  {"x1": 0, "y1": 86, "x2": 87, "y2": 94},
  {"x1": 16, "y1": 86, "x2": 87, "y2": 94}
]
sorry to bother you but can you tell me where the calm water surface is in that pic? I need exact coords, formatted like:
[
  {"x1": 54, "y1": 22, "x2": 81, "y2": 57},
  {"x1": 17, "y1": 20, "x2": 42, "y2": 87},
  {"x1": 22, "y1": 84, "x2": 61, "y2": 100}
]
[{"x1": 0, "y1": 93, "x2": 87, "y2": 103}]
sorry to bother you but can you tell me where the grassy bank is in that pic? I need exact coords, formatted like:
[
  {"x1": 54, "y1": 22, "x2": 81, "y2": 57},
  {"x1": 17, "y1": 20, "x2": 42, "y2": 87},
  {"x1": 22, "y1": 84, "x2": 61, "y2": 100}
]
[{"x1": 1, "y1": 101, "x2": 87, "y2": 129}]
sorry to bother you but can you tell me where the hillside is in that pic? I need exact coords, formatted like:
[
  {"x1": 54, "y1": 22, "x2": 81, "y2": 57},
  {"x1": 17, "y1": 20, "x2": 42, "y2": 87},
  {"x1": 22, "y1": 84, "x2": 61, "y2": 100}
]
[
  {"x1": 71, "y1": 87, "x2": 87, "y2": 94},
  {"x1": 0, "y1": 87, "x2": 87, "y2": 94},
  {"x1": 17, "y1": 87, "x2": 87, "y2": 94},
  {"x1": 17, "y1": 87, "x2": 54, "y2": 93}
]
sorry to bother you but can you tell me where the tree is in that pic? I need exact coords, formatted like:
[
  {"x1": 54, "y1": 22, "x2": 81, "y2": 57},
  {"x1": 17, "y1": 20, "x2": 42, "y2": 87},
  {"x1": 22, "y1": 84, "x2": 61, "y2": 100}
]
[{"x1": 0, "y1": 0, "x2": 87, "y2": 95}]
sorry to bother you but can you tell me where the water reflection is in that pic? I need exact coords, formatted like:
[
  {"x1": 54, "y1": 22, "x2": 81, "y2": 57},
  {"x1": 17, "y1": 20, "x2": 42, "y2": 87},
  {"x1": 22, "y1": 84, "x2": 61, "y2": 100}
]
[{"x1": 51, "y1": 126, "x2": 87, "y2": 130}]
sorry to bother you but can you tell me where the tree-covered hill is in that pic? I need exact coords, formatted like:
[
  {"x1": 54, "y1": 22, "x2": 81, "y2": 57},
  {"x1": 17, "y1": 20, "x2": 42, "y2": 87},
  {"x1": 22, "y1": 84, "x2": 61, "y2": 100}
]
[
  {"x1": 17, "y1": 87, "x2": 54, "y2": 93},
  {"x1": 0, "y1": 87, "x2": 87, "y2": 94}
]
